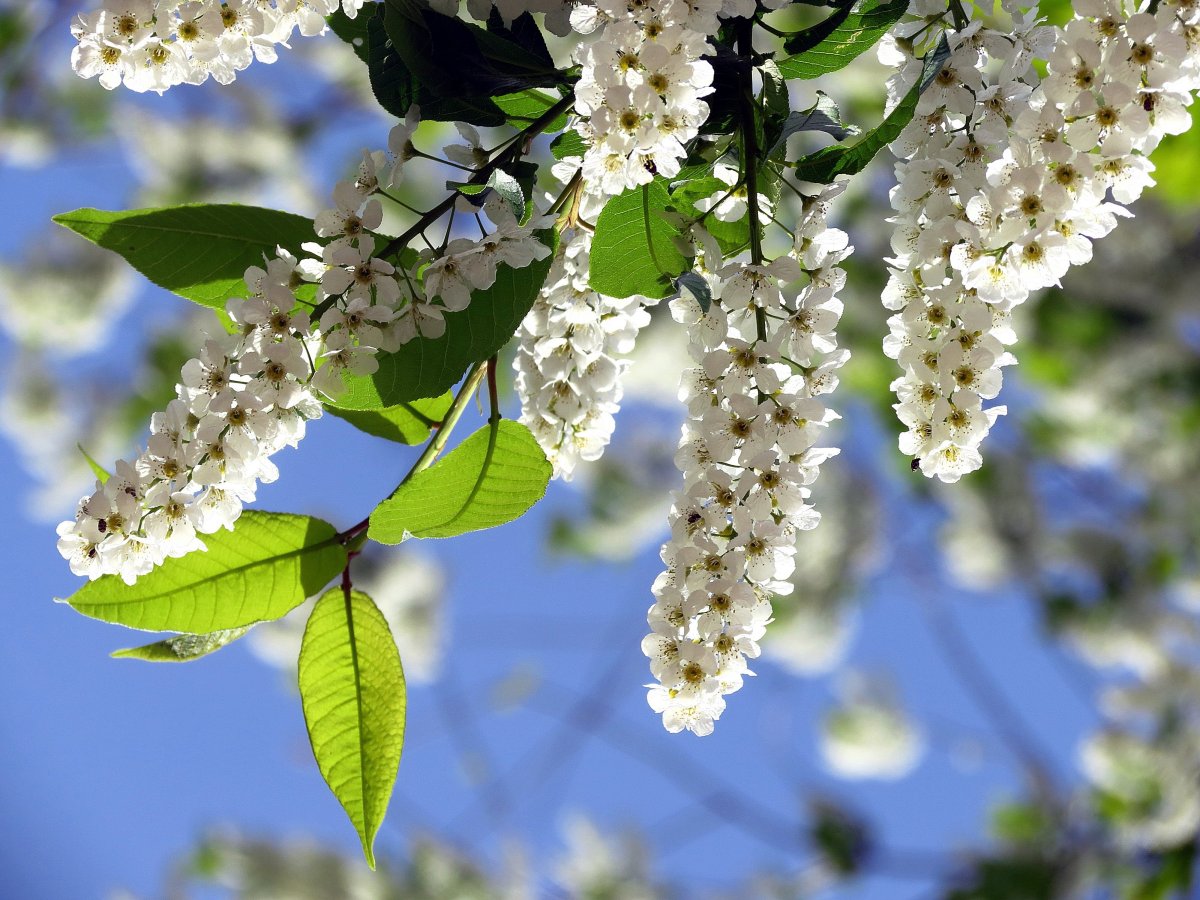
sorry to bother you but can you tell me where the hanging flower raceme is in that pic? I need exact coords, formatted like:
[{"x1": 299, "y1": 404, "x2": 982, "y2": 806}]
[
  {"x1": 513, "y1": 177, "x2": 653, "y2": 481},
  {"x1": 57, "y1": 109, "x2": 552, "y2": 584},
  {"x1": 569, "y1": 0, "x2": 717, "y2": 196},
  {"x1": 882, "y1": 0, "x2": 1200, "y2": 482},
  {"x1": 642, "y1": 184, "x2": 852, "y2": 736}
]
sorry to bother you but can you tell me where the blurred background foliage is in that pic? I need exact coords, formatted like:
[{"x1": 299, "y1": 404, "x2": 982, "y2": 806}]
[{"x1": 3, "y1": 0, "x2": 1200, "y2": 897}]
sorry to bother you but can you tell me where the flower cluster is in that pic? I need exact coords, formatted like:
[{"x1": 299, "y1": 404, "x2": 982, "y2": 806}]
[
  {"x1": 642, "y1": 184, "x2": 852, "y2": 735},
  {"x1": 570, "y1": 0, "x2": 716, "y2": 196},
  {"x1": 57, "y1": 110, "x2": 551, "y2": 583},
  {"x1": 70, "y1": 0, "x2": 367, "y2": 92},
  {"x1": 882, "y1": 0, "x2": 1200, "y2": 481},
  {"x1": 514, "y1": 199, "x2": 652, "y2": 480}
]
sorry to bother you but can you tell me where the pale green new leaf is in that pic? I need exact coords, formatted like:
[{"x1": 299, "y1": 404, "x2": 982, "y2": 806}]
[
  {"x1": 326, "y1": 393, "x2": 454, "y2": 445},
  {"x1": 62, "y1": 511, "x2": 347, "y2": 633},
  {"x1": 52, "y1": 204, "x2": 317, "y2": 310},
  {"x1": 589, "y1": 179, "x2": 688, "y2": 299},
  {"x1": 299, "y1": 587, "x2": 406, "y2": 870},
  {"x1": 370, "y1": 419, "x2": 551, "y2": 543},
  {"x1": 112, "y1": 626, "x2": 252, "y2": 662}
]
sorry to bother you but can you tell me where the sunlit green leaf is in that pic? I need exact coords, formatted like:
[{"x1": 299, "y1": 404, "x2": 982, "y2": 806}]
[
  {"x1": 370, "y1": 419, "x2": 551, "y2": 542},
  {"x1": 326, "y1": 393, "x2": 453, "y2": 444},
  {"x1": 52, "y1": 205, "x2": 317, "y2": 310},
  {"x1": 299, "y1": 587, "x2": 406, "y2": 869},
  {"x1": 589, "y1": 179, "x2": 689, "y2": 299},
  {"x1": 62, "y1": 511, "x2": 346, "y2": 633},
  {"x1": 778, "y1": 0, "x2": 908, "y2": 80}
]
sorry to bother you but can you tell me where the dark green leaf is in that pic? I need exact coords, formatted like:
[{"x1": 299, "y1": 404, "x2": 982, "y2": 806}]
[
  {"x1": 675, "y1": 272, "x2": 713, "y2": 313},
  {"x1": 589, "y1": 179, "x2": 689, "y2": 300},
  {"x1": 328, "y1": 6, "x2": 373, "y2": 64},
  {"x1": 326, "y1": 393, "x2": 453, "y2": 444},
  {"x1": 760, "y1": 60, "x2": 791, "y2": 156},
  {"x1": 790, "y1": 35, "x2": 949, "y2": 183},
  {"x1": 366, "y1": 10, "x2": 506, "y2": 126},
  {"x1": 769, "y1": 92, "x2": 859, "y2": 156},
  {"x1": 370, "y1": 419, "x2": 551, "y2": 542},
  {"x1": 62, "y1": 511, "x2": 346, "y2": 633},
  {"x1": 778, "y1": 0, "x2": 907, "y2": 80},
  {"x1": 53, "y1": 205, "x2": 317, "y2": 310},
  {"x1": 299, "y1": 588, "x2": 406, "y2": 870},
  {"x1": 337, "y1": 231, "x2": 558, "y2": 409},
  {"x1": 383, "y1": 0, "x2": 562, "y2": 101},
  {"x1": 486, "y1": 9, "x2": 553, "y2": 70},
  {"x1": 111, "y1": 627, "x2": 252, "y2": 662}
]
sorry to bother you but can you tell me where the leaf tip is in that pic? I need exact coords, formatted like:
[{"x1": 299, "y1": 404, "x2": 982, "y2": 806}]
[{"x1": 360, "y1": 839, "x2": 377, "y2": 871}]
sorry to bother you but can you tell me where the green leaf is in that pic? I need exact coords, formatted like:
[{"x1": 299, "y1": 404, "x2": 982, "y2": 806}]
[
  {"x1": 77, "y1": 443, "x2": 111, "y2": 484},
  {"x1": 328, "y1": 6, "x2": 372, "y2": 64},
  {"x1": 790, "y1": 35, "x2": 950, "y2": 183},
  {"x1": 370, "y1": 419, "x2": 551, "y2": 543},
  {"x1": 671, "y1": 175, "x2": 750, "y2": 255},
  {"x1": 550, "y1": 130, "x2": 587, "y2": 160},
  {"x1": 336, "y1": 231, "x2": 557, "y2": 409},
  {"x1": 62, "y1": 511, "x2": 347, "y2": 633},
  {"x1": 299, "y1": 587, "x2": 405, "y2": 870},
  {"x1": 778, "y1": 0, "x2": 908, "y2": 80},
  {"x1": 451, "y1": 168, "x2": 526, "y2": 221},
  {"x1": 366, "y1": 9, "x2": 507, "y2": 126},
  {"x1": 383, "y1": 0, "x2": 562, "y2": 101},
  {"x1": 760, "y1": 59, "x2": 791, "y2": 155},
  {"x1": 589, "y1": 179, "x2": 689, "y2": 300},
  {"x1": 326, "y1": 393, "x2": 453, "y2": 444},
  {"x1": 495, "y1": 89, "x2": 568, "y2": 129},
  {"x1": 52, "y1": 205, "x2": 316, "y2": 310},
  {"x1": 768, "y1": 92, "x2": 859, "y2": 157},
  {"x1": 111, "y1": 627, "x2": 252, "y2": 662},
  {"x1": 675, "y1": 272, "x2": 714, "y2": 313}
]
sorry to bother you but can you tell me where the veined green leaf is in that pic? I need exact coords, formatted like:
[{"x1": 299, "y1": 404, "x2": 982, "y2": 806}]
[
  {"x1": 790, "y1": 35, "x2": 950, "y2": 183},
  {"x1": 62, "y1": 511, "x2": 346, "y2": 633},
  {"x1": 337, "y1": 231, "x2": 557, "y2": 409},
  {"x1": 299, "y1": 587, "x2": 405, "y2": 870},
  {"x1": 778, "y1": 0, "x2": 908, "y2": 81},
  {"x1": 494, "y1": 89, "x2": 568, "y2": 129},
  {"x1": 52, "y1": 204, "x2": 317, "y2": 310},
  {"x1": 589, "y1": 179, "x2": 689, "y2": 300},
  {"x1": 550, "y1": 130, "x2": 587, "y2": 160},
  {"x1": 369, "y1": 419, "x2": 551, "y2": 543},
  {"x1": 671, "y1": 175, "x2": 751, "y2": 256},
  {"x1": 112, "y1": 627, "x2": 252, "y2": 662},
  {"x1": 326, "y1": 392, "x2": 453, "y2": 444}
]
